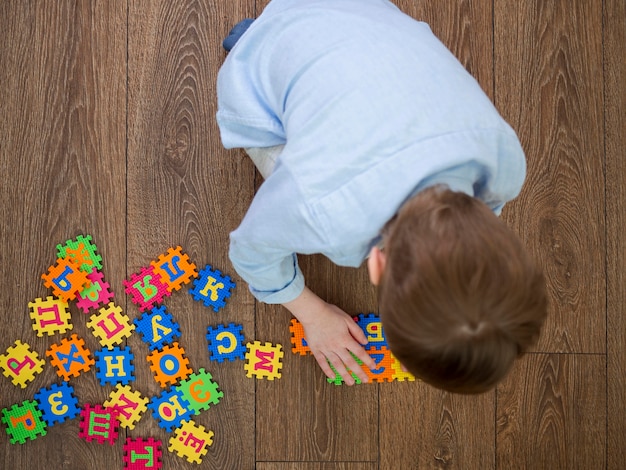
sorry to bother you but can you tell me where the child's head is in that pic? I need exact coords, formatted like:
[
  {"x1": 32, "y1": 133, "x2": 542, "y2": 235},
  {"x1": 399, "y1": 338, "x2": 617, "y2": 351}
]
[{"x1": 371, "y1": 185, "x2": 547, "y2": 394}]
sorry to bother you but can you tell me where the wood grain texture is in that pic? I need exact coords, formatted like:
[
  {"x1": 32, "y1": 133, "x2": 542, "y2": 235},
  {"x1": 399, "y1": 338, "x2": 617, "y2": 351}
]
[
  {"x1": 494, "y1": 0, "x2": 605, "y2": 354},
  {"x1": 257, "y1": 463, "x2": 377, "y2": 470},
  {"x1": 496, "y1": 354, "x2": 606, "y2": 469},
  {"x1": 0, "y1": 1, "x2": 126, "y2": 468},
  {"x1": 604, "y1": 0, "x2": 626, "y2": 467}
]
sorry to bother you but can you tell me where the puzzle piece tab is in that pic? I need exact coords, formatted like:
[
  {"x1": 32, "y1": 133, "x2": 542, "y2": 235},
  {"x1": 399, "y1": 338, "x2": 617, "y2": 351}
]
[
  {"x1": 104, "y1": 384, "x2": 148, "y2": 430},
  {"x1": 95, "y1": 345, "x2": 135, "y2": 386},
  {"x1": 176, "y1": 368, "x2": 223, "y2": 415},
  {"x1": 147, "y1": 342, "x2": 192, "y2": 388},
  {"x1": 124, "y1": 265, "x2": 171, "y2": 312},
  {"x1": 168, "y1": 419, "x2": 214, "y2": 464},
  {"x1": 150, "y1": 246, "x2": 198, "y2": 293},
  {"x1": 42, "y1": 257, "x2": 90, "y2": 302},
  {"x1": 0, "y1": 340, "x2": 45, "y2": 388},
  {"x1": 147, "y1": 388, "x2": 192, "y2": 432},
  {"x1": 87, "y1": 302, "x2": 135, "y2": 348},
  {"x1": 244, "y1": 342, "x2": 283, "y2": 380},
  {"x1": 189, "y1": 264, "x2": 236, "y2": 312},
  {"x1": 76, "y1": 269, "x2": 115, "y2": 313},
  {"x1": 1, "y1": 400, "x2": 47, "y2": 444},
  {"x1": 289, "y1": 318, "x2": 310, "y2": 355},
  {"x1": 124, "y1": 437, "x2": 163, "y2": 470},
  {"x1": 46, "y1": 334, "x2": 94, "y2": 381},
  {"x1": 206, "y1": 323, "x2": 246, "y2": 362},
  {"x1": 28, "y1": 296, "x2": 72, "y2": 337},
  {"x1": 78, "y1": 403, "x2": 120, "y2": 445},
  {"x1": 33, "y1": 382, "x2": 80, "y2": 426},
  {"x1": 56, "y1": 234, "x2": 103, "y2": 272},
  {"x1": 134, "y1": 305, "x2": 181, "y2": 351}
]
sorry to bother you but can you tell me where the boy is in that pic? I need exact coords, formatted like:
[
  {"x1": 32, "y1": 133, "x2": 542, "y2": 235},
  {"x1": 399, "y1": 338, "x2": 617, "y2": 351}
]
[{"x1": 216, "y1": 0, "x2": 547, "y2": 392}]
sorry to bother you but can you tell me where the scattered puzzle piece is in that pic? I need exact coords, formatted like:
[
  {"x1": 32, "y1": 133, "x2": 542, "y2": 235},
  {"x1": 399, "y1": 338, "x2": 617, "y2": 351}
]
[
  {"x1": 0, "y1": 340, "x2": 45, "y2": 388},
  {"x1": 42, "y1": 257, "x2": 90, "y2": 302},
  {"x1": 87, "y1": 302, "x2": 135, "y2": 348},
  {"x1": 1, "y1": 400, "x2": 47, "y2": 444},
  {"x1": 76, "y1": 269, "x2": 115, "y2": 313},
  {"x1": 168, "y1": 419, "x2": 214, "y2": 464},
  {"x1": 289, "y1": 318, "x2": 310, "y2": 355},
  {"x1": 356, "y1": 313, "x2": 388, "y2": 349},
  {"x1": 95, "y1": 345, "x2": 135, "y2": 386},
  {"x1": 134, "y1": 305, "x2": 181, "y2": 351},
  {"x1": 46, "y1": 334, "x2": 94, "y2": 381},
  {"x1": 363, "y1": 346, "x2": 395, "y2": 382},
  {"x1": 28, "y1": 296, "x2": 72, "y2": 337},
  {"x1": 390, "y1": 352, "x2": 416, "y2": 382},
  {"x1": 56, "y1": 234, "x2": 103, "y2": 272},
  {"x1": 189, "y1": 264, "x2": 236, "y2": 312},
  {"x1": 244, "y1": 342, "x2": 283, "y2": 380},
  {"x1": 206, "y1": 323, "x2": 246, "y2": 362},
  {"x1": 150, "y1": 246, "x2": 198, "y2": 293},
  {"x1": 147, "y1": 342, "x2": 192, "y2": 388},
  {"x1": 78, "y1": 403, "x2": 120, "y2": 445},
  {"x1": 104, "y1": 384, "x2": 148, "y2": 430},
  {"x1": 176, "y1": 368, "x2": 223, "y2": 415},
  {"x1": 124, "y1": 265, "x2": 171, "y2": 312},
  {"x1": 147, "y1": 388, "x2": 192, "y2": 432},
  {"x1": 33, "y1": 382, "x2": 80, "y2": 426},
  {"x1": 124, "y1": 437, "x2": 163, "y2": 470}
]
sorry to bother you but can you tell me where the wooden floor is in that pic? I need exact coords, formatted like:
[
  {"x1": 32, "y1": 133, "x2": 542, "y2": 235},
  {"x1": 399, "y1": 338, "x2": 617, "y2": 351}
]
[{"x1": 1, "y1": 1, "x2": 624, "y2": 468}]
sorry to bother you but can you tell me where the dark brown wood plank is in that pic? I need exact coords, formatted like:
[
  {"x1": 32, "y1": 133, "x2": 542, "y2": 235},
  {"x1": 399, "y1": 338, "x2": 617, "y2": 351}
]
[
  {"x1": 257, "y1": 463, "x2": 377, "y2": 470},
  {"x1": 604, "y1": 0, "x2": 626, "y2": 467},
  {"x1": 127, "y1": 1, "x2": 256, "y2": 468},
  {"x1": 494, "y1": 0, "x2": 605, "y2": 354},
  {"x1": 496, "y1": 354, "x2": 606, "y2": 469},
  {"x1": 0, "y1": 1, "x2": 126, "y2": 468}
]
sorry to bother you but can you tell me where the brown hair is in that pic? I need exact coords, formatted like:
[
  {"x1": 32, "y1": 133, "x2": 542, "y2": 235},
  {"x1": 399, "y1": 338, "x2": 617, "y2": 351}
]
[{"x1": 379, "y1": 186, "x2": 547, "y2": 394}]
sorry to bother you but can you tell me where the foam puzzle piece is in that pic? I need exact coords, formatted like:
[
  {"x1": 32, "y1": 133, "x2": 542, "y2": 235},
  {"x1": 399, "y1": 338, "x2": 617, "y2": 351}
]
[
  {"x1": 42, "y1": 257, "x2": 90, "y2": 302},
  {"x1": 150, "y1": 246, "x2": 198, "y2": 293},
  {"x1": 124, "y1": 265, "x2": 171, "y2": 312},
  {"x1": 390, "y1": 352, "x2": 416, "y2": 382},
  {"x1": 244, "y1": 342, "x2": 283, "y2": 380},
  {"x1": 168, "y1": 419, "x2": 214, "y2": 464},
  {"x1": 76, "y1": 269, "x2": 115, "y2": 313},
  {"x1": 288, "y1": 318, "x2": 310, "y2": 355},
  {"x1": 0, "y1": 340, "x2": 46, "y2": 388},
  {"x1": 46, "y1": 334, "x2": 94, "y2": 381},
  {"x1": 206, "y1": 323, "x2": 246, "y2": 362},
  {"x1": 1, "y1": 400, "x2": 47, "y2": 444},
  {"x1": 356, "y1": 313, "x2": 388, "y2": 349},
  {"x1": 176, "y1": 368, "x2": 223, "y2": 415},
  {"x1": 134, "y1": 305, "x2": 181, "y2": 351},
  {"x1": 95, "y1": 345, "x2": 135, "y2": 386},
  {"x1": 33, "y1": 382, "x2": 80, "y2": 426},
  {"x1": 28, "y1": 296, "x2": 72, "y2": 337},
  {"x1": 363, "y1": 346, "x2": 395, "y2": 382},
  {"x1": 189, "y1": 264, "x2": 236, "y2": 312},
  {"x1": 87, "y1": 302, "x2": 135, "y2": 348},
  {"x1": 56, "y1": 234, "x2": 103, "y2": 272},
  {"x1": 147, "y1": 342, "x2": 192, "y2": 388},
  {"x1": 147, "y1": 388, "x2": 192, "y2": 432},
  {"x1": 123, "y1": 437, "x2": 163, "y2": 470},
  {"x1": 104, "y1": 384, "x2": 148, "y2": 430},
  {"x1": 78, "y1": 403, "x2": 120, "y2": 445},
  {"x1": 326, "y1": 354, "x2": 363, "y2": 386}
]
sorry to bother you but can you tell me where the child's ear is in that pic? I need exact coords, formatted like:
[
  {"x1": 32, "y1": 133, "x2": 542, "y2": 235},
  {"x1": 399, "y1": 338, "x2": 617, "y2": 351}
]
[{"x1": 367, "y1": 246, "x2": 386, "y2": 286}]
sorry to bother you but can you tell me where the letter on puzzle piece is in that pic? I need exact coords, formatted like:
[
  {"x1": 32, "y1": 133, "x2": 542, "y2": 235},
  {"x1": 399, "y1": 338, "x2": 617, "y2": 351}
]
[
  {"x1": 148, "y1": 388, "x2": 192, "y2": 432},
  {"x1": 124, "y1": 265, "x2": 171, "y2": 312},
  {"x1": 95, "y1": 346, "x2": 135, "y2": 386},
  {"x1": 168, "y1": 419, "x2": 214, "y2": 464},
  {"x1": 244, "y1": 342, "x2": 283, "y2": 380},
  {"x1": 150, "y1": 246, "x2": 198, "y2": 292},
  {"x1": 87, "y1": 302, "x2": 135, "y2": 348},
  {"x1": 206, "y1": 323, "x2": 246, "y2": 362},
  {"x1": 1, "y1": 400, "x2": 47, "y2": 444},
  {"x1": 33, "y1": 382, "x2": 80, "y2": 426},
  {"x1": 147, "y1": 342, "x2": 191, "y2": 388},
  {"x1": 123, "y1": 437, "x2": 163, "y2": 470},
  {"x1": 42, "y1": 258, "x2": 90, "y2": 302},
  {"x1": 176, "y1": 368, "x2": 223, "y2": 414},
  {"x1": 28, "y1": 296, "x2": 72, "y2": 336},
  {"x1": 134, "y1": 305, "x2": 181, "y2": 351},
  {"x1": 78, "y1": 403, "x2": 120, "y2": 445},
  {"x1": 189, "y1": 264, "x2": 236, "y2": 312},
  {"x1": 46, "y1": 334, "x2": 94, "y2": 381},
  {"x1": 104, "y1": 384, "x2": 148, "y2": 430},
  {"x1": 0, "y1": 340, "x2": 45, "y2": 388},
  {"x1": 76, "y1": 269, "x2": 114, "y2": 313},
  {"x1": 56, "y1": 234, "x2": 103, "y2": 272}
]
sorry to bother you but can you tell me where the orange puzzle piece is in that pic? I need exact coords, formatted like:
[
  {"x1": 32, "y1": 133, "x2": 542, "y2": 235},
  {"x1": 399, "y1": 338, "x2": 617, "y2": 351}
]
[
  {"x1": 46, "y1": 334, "x2": 94, "y2": 381},
  {"x1": 42, "y1": 258, "x2": 90, "y2": 302}
]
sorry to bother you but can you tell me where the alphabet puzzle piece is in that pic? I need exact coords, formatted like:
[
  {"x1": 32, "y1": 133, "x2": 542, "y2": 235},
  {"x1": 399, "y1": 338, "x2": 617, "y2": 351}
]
[
  {"x1": 46, "y1": 334, "x2": 94, "y2": 381},
  {"x1": 356, "y1": 313, "x2": 388, "y2": 349},
  {"x1": 56, "y1": 234, "x2": 103, "y2": 272},
  {"x1": 1, "y1": 400, "x2": 47, "y2": 444},
  {"x1": 206, "y1": 323, "x2": 246, "y2": 362},
  {"x1": 147, "y1": 388, "x2": 192, "y2": 432},
  {"x1": 33, "y1": 382, "x2": 80, "y2": 426},
  {"x1": 189, "y1": 264, "x2": 236, "y2": 312},
  {"x1": 362, "y1": 346, "x2": 395, "y2": 382},
  {"x1": 87, "y1": 302, "x2": 135, "y2": 348},
  {"x1": 176, "y1": 368, "x2": 223, "y2": 415},
  {"x1": 147, "y1": 342, "x2": 192, "y2": 388},
  {"x1": 288, "y1": 318, "x2": 310, "y2": 355},
  {"x1": 124, "y1": 265, "x2": 171, "y2": 312},
  {"x1": 244, "y1": 342, "x2": 283, "y2": 380},
  {"x1": 150, "y1": 246, "x2": 198, "y2": 293},
  {"x1": 28, "y1": 296, "x2": 72, "y2": 337},
  {"x1": 390, "y1": 352, "x2": 416, "y2": 382},
  {"x1": 104, "y1": 384, "x2": 148, "y2": 430},
  {"x1": 168, "y1": 419, "x2": 214, "y2": 464},
  {"x1": 76, "y1": 269, "x2": 115, "y2": 313},
  {"x1": 134, "y1": 305, "x2": 181, "y2": 351},
  {"x1": 42, "y1": 257, "x2": 90, "y2": 302},
  {"x1": 326, "y1": 353, "x2": 363, "y2": 386},
  {"x1": 95, "y1": 346, "x2": 135, "y2": 386},
  {"x1": 123, "y1": 437, "x2": 163, "y2": 470},
  {"x1": 78, "y1": 403, "x2": 120, "y2": 445},
  {"x1": 0, "y1": 340, "x2": 45, "y2": 388}
]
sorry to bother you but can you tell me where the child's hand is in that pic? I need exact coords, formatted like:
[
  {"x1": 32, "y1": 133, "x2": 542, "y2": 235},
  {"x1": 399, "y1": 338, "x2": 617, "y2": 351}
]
[{"x1": 283, "y1": 287, "x2": 376, "y2": 385}]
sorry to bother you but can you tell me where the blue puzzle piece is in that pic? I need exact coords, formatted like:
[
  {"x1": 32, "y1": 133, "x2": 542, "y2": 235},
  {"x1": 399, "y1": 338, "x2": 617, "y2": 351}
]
[
  {"x1": 206, "y1": 323, "x2": 246, "y2": 362},
  {"x1": 356, "y1": 313, "x2": 388, "y2": 349},
  {"x1": 94, "y1": 346, "x2": 135, "y2": 386},
  {"x1": 133, "y1": 305, "x2": 181, "y2": 351},
  {"x1": 189, "y1": 265, "x2": 236, "y2": 312},
  {"x1": 33, "y1": 382, "x2": 80, "y2": 426},
  {"x1": 147, "y1": 388, "x2": 192, "y2": 432}
]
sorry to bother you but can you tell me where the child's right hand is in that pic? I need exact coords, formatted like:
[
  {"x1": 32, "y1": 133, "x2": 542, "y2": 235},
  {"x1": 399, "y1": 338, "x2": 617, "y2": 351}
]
[{"x1": 283, "y1": 287, "x2": 376, "y2": 385}]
